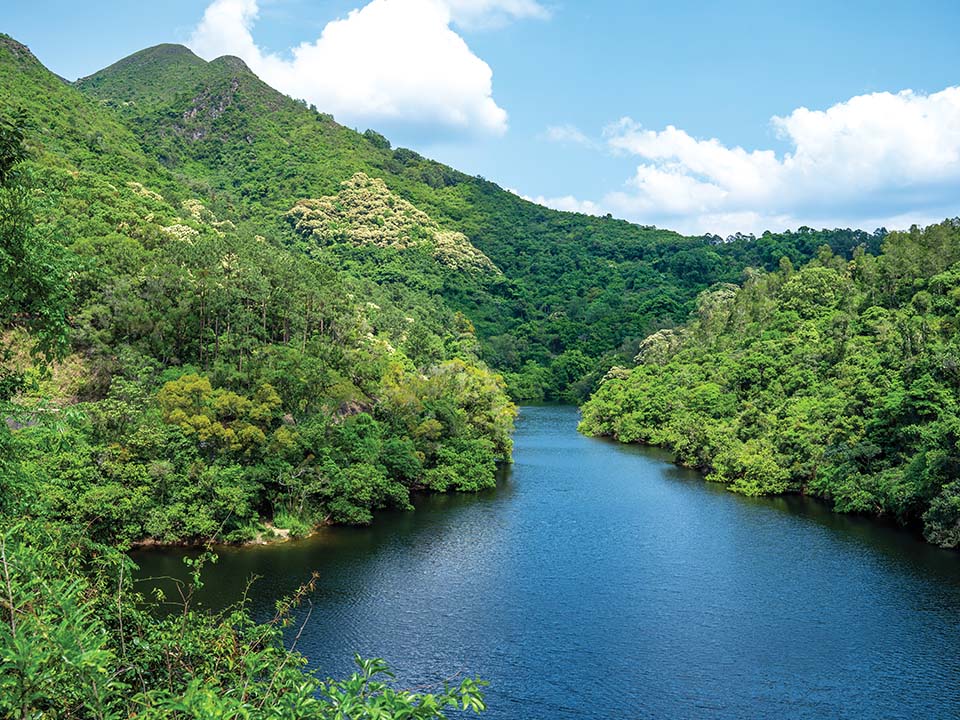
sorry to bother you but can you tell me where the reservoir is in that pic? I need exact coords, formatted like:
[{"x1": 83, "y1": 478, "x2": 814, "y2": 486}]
[{"x1": 133, "y1": 405, "x2": 960, "y2": 718}]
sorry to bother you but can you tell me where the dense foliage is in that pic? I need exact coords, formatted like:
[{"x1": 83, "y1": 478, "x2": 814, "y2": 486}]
[
  {"x1": 0, "y1": 108, "x2": 72, "y2": 398},
  {"x1": 1, "y1": 34, "x2": 516, "y2": 548},
  {"x1": 0, "y1": 36, "x2": 492, "y2": 716},
  {"x1": 581, "y1": 222, "x2": 960, "y2": 547},
  {"x1": 72, "y1": 40, "x2": 885, "y2": 401}
]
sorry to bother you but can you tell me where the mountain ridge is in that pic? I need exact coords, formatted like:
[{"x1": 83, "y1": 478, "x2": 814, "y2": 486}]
[{"x1": 4, "y1": 34, "x2": 888, "y2": 400}]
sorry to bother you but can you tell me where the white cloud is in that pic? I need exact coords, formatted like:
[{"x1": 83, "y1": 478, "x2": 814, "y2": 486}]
[
  {"x1": 542, "y1": 123, "x2": 596, "y2": 148},
  {"x1": 508, "y1": 187, "x2": 604, "y2": 216},
  {"x1": 188, "y1": 0, "x2": 545, "y2": 135},
  {"x1": 526, "y1": 86, "x2": 960, "y2": 236}
]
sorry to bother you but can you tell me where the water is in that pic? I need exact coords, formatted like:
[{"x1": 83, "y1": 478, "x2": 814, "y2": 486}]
[{"x1": 132, "y1": 405, "x2": 960, "y2": 719}]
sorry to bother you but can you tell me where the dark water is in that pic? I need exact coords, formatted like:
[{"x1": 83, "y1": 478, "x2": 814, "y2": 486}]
[{"x1": 133, "y1": 405, "x2": 960, "y2": 719}]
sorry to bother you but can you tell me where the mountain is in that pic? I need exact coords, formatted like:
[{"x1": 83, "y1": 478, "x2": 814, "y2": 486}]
[
  {"x1": 0, "y1": 35, "x2": 163, "y2": 182},
  {"x1": 0, "y1": 33, "x2": 515, "y2": 544},
  {"x1": 4, "y1": 30, "x2": 859, "y2": 550},
  {"x1": 0, "y1": 29, "x2": 909, "y2": 546},
  {"x1": 72, "y1": 42, "x2": 886, "y2": 400}
]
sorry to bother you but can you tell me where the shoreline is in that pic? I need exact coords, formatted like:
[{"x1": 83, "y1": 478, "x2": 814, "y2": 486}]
[{"x1": 128, "y1": 522, "x2": 313, "y2": 551}]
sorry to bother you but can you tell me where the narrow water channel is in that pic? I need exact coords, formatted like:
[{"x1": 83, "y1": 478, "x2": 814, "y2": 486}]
[{"x1": 132, "y1": 405, "x2": 960, "y2": 719}]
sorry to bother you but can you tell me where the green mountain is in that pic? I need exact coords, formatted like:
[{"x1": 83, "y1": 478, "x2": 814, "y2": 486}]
[
  {"x1": 0, "y1": 33, "x2": 515, "y2": 545},
  {"x1": 73, "y1": 41, "x2": 886, "y2": 401},
  {"x1": 0, "y1": 29, "x2": 902, "y2": 548},
  {"x1": 0, "y1": 36, "x2": 163, "y2": 182},
  {"x1": 0, "y1": 31, "x2": 904, "y2": 545},
  {"x1": 0, "y1": 36, "x2": 503, "y2": 717}
]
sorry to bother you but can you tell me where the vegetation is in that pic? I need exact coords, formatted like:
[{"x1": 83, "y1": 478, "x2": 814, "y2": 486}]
[
  {"x1": 72, "y1": 40, "x2": 885, "y2": 401},
  {"x1": 286, "y1": 172, "x2": 499, "y2": 274},
  {"x1": 1, "y1": 36, "x2": 490, "y2": 716},
  {"x1": 581, "y1": 222, "x2": 960, "y2": 547},
  {"x1": 0, "y1": 30, "x2": 888, "y2": 550},
  {"x1": 0, "y1": 517, "x2": 487, "y2": 719},
  {"x1": 1, "y1": 34, "x2": 515, "y2": 548},
  {"x1": 2, "y1": 27, "x2": 957, "y2": 719},
  {"x1": 0, "y1": 109, "x2": 71, "y2": 398}
]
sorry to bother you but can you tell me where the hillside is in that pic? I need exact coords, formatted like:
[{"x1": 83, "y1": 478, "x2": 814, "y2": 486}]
[
  {"x1": 5, "y1": 30, "x2": 889, "y2": 550},
  {"x1": 74, "y1": 42, "x2": 886, "y2": 400},
  {"x1": 581, "y1": 221, "x2": 960, "y2": 547},
  {"x1": 0, "y1": 33, "x2": 515, "y2": 545},
  {"x1": 1, "y1": 34, "x2": 507, "y2": 714}
]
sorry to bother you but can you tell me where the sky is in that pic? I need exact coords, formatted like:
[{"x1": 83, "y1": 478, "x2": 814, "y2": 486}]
[{"x1": 3, "y1": 0, "x2": 960, "y2": 236}]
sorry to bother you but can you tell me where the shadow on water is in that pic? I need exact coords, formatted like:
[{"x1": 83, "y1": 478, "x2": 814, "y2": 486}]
[
  {"x1": 584, "y1": 430, "x2": 960, "y2": 588},
  {"x1": 132, "y1": 462, "x2": 518, "y2": 614},
  {"x1": 623, "y1": 443, "x2": 960, "y2": 588}
]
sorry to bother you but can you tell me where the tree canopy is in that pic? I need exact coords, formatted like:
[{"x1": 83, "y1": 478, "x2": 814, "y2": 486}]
[{"x1": 581, "y1": 220, "x2": 960, "y2": 547}]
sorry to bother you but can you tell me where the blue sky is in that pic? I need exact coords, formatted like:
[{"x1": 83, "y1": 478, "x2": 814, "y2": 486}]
[{"x1": 4, "y1": 0, "x2": 959, "y2": 235}]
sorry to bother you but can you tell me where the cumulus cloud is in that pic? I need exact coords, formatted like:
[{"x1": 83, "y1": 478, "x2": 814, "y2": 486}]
[
  {"x1": 188, "y1": 0, "x2": 545, "y2": 135},
  {"x1": 528, "y1": 86, "x2": 960, "y2": 236},
  {"x1": 514, "y1": 191, "x2": 604, "y2": 216}
]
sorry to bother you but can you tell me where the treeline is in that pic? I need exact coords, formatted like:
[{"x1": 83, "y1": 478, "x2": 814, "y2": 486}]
[{"x1": 581, "y1": 220, "x2": 960, "y2": 547}]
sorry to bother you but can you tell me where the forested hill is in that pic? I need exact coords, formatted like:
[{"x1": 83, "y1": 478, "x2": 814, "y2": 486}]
[
  {"x1": 0, "y1": 32, "x2": 517, "y2": 546},
  {"x1": 0, "y1": 31, "x2": 904, "y2": 550},
  {"x1": 581, "y1": 221, "x2": 960, "y2": 548},
  {"x1": 71, "y1": 39, "x2": 886, "y2": 400},
  {"x1": 0, "y1": 33, "x2": 502, "y2": 716}
]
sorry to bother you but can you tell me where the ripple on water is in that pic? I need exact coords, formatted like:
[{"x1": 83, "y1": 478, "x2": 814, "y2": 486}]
[{"x1": 133, "y1": 406, "x2": 960, "y2": 720}]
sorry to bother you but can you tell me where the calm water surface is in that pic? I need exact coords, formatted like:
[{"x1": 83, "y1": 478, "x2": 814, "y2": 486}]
[{"x1": 133, "y1": 405, "x2": 960, "y2": 719}]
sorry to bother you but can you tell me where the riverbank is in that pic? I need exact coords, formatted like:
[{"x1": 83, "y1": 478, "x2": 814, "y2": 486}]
[
  {"x1": 126, "y1": 464, "x2": 514, "y2": 551},
  {"x1": 128, "y1": 522, "x2": 300, "y2": 550}
]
